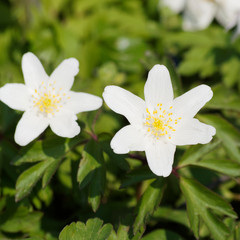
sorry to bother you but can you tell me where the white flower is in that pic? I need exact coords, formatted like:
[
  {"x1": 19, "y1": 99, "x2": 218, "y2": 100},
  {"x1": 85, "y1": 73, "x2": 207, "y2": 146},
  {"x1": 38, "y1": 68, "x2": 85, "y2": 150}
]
[
  {"x1": 161, "y1": 0, "x2": 185, "y2": 13},
  {"x1": 161, "y1": 0, "x2": 240, "y2": 31},
  {"x1": 232, "y1": 16, "x2": 240, "y2": 41},
  {"x1": 103, "y1": 65, "x2": 216, "y2": 177},
  {"x1": 0, "y1": 52, "x2": 102, "y2": 146}
]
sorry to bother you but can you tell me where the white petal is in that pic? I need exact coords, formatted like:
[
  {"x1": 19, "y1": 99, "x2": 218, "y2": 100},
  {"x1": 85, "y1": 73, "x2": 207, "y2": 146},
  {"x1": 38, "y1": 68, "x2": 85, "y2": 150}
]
[
  {"x1": 161, "y1": 0, "x2": 185, "y2": 13},
  {"x1": 65, "y1": 91, "x2": 102, "y2": 114},
  {"x1": 172, "y1": 85, "x2": 213, "y2": 118},
  {"x1": 232, "y1": 16, "x2": 240, "y2": 41},
  {"x1": 144, "y1": 65, "x2": 173, "y2": 110},
  {"x1": 14, "y1": 111, "x2": 49, "y2": 146},
  {"x1": 145, "y1": 142, "x2": 176, "y2": 177},
  {"x1": 215, "y1": 0, "x2": 240, "y2": 29},
  {"x1": 103, "y1": 86, "x2": 145, "y2": 125},
  {"x1": 0, "y1": 83, "x2": 31, "y2": 111},
  {"x1": 49, "y1": 112, "x2": 80, "y2": 138},
  {"x1": 22, "y1": 52, "x2": 49, "y2": 89},
  {"x1": 50, "y1": 58, "x2": 79, "y2": 91},
  {"x1": 111, "y1": 125, "x2": 146, "y2": 154},
  {"x1": 170, "y1": 118, "x2": 216, "y2": 146},
  {"x1": 183, "y1": 0, "x2": 216, "y2": 31}
]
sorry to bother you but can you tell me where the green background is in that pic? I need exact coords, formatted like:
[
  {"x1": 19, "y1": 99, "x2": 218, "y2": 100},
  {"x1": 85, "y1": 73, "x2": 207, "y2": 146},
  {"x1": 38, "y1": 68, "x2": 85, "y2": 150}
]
[{"x1": 0, "y1": 0, "x2": 240, "y2": 239}]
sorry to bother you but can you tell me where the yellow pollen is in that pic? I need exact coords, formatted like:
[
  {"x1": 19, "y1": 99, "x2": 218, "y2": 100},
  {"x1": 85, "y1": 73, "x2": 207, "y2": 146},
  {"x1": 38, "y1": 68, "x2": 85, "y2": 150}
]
[
  {"x1": 144, "y1": 104, "x2": 181, "y2": 139},
  {"x1": 32, "y1": 83, "x2": 69, "y2": 115},
  {"x1": 152, "y1": 118, "x2": 164, "y2": 130}
]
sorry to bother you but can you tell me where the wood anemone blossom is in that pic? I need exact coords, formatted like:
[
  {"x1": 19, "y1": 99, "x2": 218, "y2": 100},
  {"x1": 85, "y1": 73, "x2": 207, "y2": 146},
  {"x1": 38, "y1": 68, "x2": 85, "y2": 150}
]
[{"x1": 103, "y1": 64, "x2": 216, "y2": 177}]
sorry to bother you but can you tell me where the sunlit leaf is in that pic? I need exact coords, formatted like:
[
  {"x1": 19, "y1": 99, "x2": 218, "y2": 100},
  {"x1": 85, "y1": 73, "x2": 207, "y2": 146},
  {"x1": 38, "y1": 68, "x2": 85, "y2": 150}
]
[
  {"x1": 59, "y1": 218, "x2": 112, "y2": 240},
  {"x1": 133, "y1": 178, "x2": 165, "y2": 234},
  {"x1": 180, "y1": 177, "x2": 237, "y2": 240},
  {"x1": 77, "y1": 140, "x2": 102, "y2": 189},
  {"x1": 199, "y1": 114, "x2": 240, "y2": 163},
  {"x1": 178, "y1": 139, "x2": 221, "y2": 167},
  {"x1": 15, "y1": 159, "x2": 54, "y2": 202}
]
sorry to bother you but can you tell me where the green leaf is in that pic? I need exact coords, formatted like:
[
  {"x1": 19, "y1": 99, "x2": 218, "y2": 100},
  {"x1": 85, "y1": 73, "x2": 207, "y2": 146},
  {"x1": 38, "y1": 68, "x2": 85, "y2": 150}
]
[
  {"x1": 191, "y1": 158, "x2": 240, "y2": 177},
  {"x1": 13, "y1": 137, "x2": 80, "y2": 166},
  {"x1": 88, "y1": 164, "x2": 106, "y2": 212},
  {"x1": 180, "y1": 177, "x2": 237, "y2": 240},
  {"x1": 77, "y1": 140, "x2": 102, "y2": 189},
  {"x1": 206, "y1": 84, "x2": 240, "y2": 112},
  {"x1": 162, "y1": 57, "x2": 183, "y2": 97},
  {"x1": 59, "y1": 218, "x2": 112, "y2": 240},
  {"x1": 221, "y1": 57, "x2": 240, "y2": 88},
  {"x1": 120, "y1": 167, "x2": 155, "y2": 188},
  {"x1": 116, "y1": 224, "x2": 130, "y2": 240},
  {"x1": 178, "y1": 139, "x2": 221, "y2": 167},
  {"x1": 15, "y1": 159, "x2": 54, "y2": 201},
  {"x1": 42, "y1": 157, "x2": 63, "y2": 188},
  {"x1": 99, "y1": 133, "x2": 129, "y2": 171},
  {"x1": 133, "y1": 178, "x2": 165, "y2": 234},
  {"x1": 152, "y1": 207, "x2": 189, "y2": 227},
  {"x1": 199, "y1": 114, "x2": 240, "y2": 163},
  {"x1": 142, "y1": 229, "x2": 183, "y2": 240},
  {"x1": 0, "y1": 204, "x2": 42, "y2": 233}
]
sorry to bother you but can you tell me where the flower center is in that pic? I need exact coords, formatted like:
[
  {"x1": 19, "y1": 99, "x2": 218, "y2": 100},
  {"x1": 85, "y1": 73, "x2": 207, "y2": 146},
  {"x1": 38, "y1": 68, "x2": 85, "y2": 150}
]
[
  {"x1": 32, "y1": 81, "x2": 70, "y2": 116},
  {"x1": 144, "y1": 103, "x2": 181, "y2": 140}
]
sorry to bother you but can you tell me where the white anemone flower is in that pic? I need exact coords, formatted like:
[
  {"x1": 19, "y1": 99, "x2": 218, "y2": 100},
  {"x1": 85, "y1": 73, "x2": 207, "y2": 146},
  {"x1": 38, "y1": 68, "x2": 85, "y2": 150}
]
[
  {"x1": 103, "y1": 65, "x2": 216, "y2": 177},
  {"x1": 183, "y1": 0, "x2": 240, "y2": 31},
  {"x1": 0, "y1": 52, "x2": 102, "y2": 146},
  {"x1": 161, "y1": 0, "x2": 185, "y2": 13},
  {"x1": 161, "y1": 0, "x2": 240, "y2": 31}
]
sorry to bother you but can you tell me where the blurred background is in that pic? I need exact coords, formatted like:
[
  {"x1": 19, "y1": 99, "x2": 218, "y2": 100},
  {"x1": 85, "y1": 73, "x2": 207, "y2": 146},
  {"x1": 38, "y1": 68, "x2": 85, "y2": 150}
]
[{"x1": 0, "y1": 0, "x2": 240, "y2": 239}]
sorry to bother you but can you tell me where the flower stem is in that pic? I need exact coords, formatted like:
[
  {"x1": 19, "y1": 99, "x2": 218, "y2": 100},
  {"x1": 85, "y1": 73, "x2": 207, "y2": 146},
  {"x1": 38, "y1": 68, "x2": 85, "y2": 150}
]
[{"x1": 172, "y1": 167, "x2": 180, "y2": 178}]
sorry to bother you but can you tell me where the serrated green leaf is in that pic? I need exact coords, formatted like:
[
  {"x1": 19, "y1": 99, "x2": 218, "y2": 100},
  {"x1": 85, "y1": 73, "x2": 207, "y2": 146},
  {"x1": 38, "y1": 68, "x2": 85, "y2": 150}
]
[
  {"x1": 77, "y1": 140, "x2": 102, "y2": 189},
  {"x1": 15, "y1": 159, "x2": 54, "y2": 202},
  {"x1": 199, "y1": 114, "x2": 240, "y2": 163},
  {"x1": 178, "y1": 139, "x2": 221, "y2": 167},
  {"x1": 142, "y1": 229, "x2": 184, "y2": 240},
  {"x1": 180, "y1": 177, "x2": 237, "y2": 240},
  {"x1": 108, "y1": 230, "x2": 117, "y2": 240},
  {"x1": 116, "y1": 224, "x2": 130, "y2": 240},
  {"x1": 133, "y1": 178, "x2": 165, "y2": 234},
  {"x1": 0, "y1": 204, "x2": 42, "y2": 233},
  {"x1": 59, "y1": 218, "x2": 112, "y2": 240}
]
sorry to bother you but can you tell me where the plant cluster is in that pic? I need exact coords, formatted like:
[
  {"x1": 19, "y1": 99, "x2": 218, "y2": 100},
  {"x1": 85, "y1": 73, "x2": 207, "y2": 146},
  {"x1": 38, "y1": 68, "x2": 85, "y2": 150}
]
[{"x1": 0, "y1": 0, "x2": 240, "y2": 240}]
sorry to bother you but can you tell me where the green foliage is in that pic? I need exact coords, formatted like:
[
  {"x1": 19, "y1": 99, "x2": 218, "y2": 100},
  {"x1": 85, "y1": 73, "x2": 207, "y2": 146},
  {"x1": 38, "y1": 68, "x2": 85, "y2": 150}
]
[
  {"x1": 0, "y1": 0, "x2": 240, "y2": 239},
  {"x1": 142, "y1": 229, "x2": 184, "y2": 240},
  {"x1": 180, "y1": 177, "x2": 237, "y2": 239},
  {"x1": 134, "y1": 178, "x2": 165, "y2": 234},
  {"x1": 59, "y1": 218, "x2": 112, "y2": 240}
]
